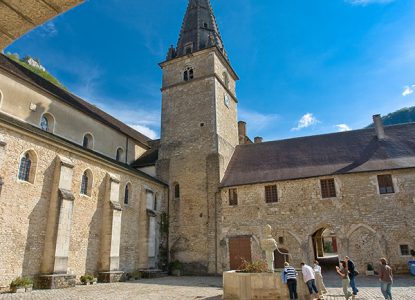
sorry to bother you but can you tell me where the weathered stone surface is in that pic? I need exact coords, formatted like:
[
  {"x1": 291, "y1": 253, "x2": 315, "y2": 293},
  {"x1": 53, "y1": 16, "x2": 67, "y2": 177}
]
[
  {"x1": 35, "y1": 274, "x2": 76, "y2": 289},
  {"x1": 98, "y1": 271, "x2": 123, "y2": 283}
]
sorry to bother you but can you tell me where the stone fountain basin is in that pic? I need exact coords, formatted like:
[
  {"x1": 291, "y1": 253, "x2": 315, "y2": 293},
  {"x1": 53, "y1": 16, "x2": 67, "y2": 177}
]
[{"x1": 223, "y1": 269, "x2": 309, "y2": 300}]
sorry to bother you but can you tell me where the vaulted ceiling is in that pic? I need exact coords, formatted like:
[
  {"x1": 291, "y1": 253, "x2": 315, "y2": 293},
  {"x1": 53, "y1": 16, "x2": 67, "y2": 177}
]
[{"x1": 0, "y1": 0, "x2": 83, "y2": 50}]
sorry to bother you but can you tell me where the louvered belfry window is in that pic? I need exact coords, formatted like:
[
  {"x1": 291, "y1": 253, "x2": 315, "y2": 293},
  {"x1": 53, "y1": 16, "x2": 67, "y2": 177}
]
[
  {"x1": 320, "y1": 179, "x2": 336, "y2": 198},
  {"x1": 81, "y1": 172, "x2": 89, "y2": 195},
  {"x1": 378, "y1": 174, "x2": 394, "y2": 194},
  {"x1": 229, "y1": 188, "x2": 238, "y2": 206},
  {"x1": 265, "y1": 185, "x2": 278, "y2": 203}
]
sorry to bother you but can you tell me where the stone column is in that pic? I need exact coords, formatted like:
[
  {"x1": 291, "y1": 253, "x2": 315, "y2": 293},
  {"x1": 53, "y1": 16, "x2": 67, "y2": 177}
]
[
  {"x1": 38, "y1": 156, "x2": 76, "y2": 289},
  {"x1": 98, "y1": 173, "x2": 124, "y2": 283}
]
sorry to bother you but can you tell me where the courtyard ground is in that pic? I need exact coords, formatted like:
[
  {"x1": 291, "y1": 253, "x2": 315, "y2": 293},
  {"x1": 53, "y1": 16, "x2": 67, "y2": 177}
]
[{"x1": 0, "y1": 273, "x2": 413, "y2": 299}]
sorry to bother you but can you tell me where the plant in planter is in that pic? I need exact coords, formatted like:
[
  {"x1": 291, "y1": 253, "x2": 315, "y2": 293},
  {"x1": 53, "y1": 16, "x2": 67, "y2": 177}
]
[
  {"x1": 169, "y1": 260, "x2": 183, "y2": 276},
  {"x1": 80, "y1": 274, "x2": 96, "y2": 285},
  {"x1": 366, "y1": 263, "x2": 375, "y2": 276},
  {"x1": 9, "y1": 277, "x2": 33, "y2": 293},
  {"x1": 130, "y1": 270, "x2": 142, "y2": 280}
]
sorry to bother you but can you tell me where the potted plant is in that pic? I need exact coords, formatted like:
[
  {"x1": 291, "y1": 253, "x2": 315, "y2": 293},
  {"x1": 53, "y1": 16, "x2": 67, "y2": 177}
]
[
  {"x1": 169, "y1": 260, "x2": 183, "y2": 276},
  {"x1": 80, "y1": 273, "x2": 96, "y2": 285},
  {"x1": 366, "y1": 263, "x2": 374, "y2": 276},
  {"x1": 9, "y1": 277, "x2": 33, "y2": 293},
  {"x1": 130, "y1": 270, "x2": 142, "y2": 280}
]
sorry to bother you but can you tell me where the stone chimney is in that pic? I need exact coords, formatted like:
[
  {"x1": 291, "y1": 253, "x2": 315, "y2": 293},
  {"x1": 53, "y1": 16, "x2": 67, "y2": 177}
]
[
  {"x1": 254, "y1": 137, "x2": 263, "y2": 144},
  {"x1": 238, "y1": 121, "x2": 247, "y2": 145},
  {"x1": 373, "y1": 114, "x2": 385, "y2": 140}
]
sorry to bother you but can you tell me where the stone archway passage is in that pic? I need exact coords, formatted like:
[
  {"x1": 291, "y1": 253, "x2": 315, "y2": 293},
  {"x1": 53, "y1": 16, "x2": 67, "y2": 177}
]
[
  {"x1": 312, "y1": 228, "x2": 338, "y2": 260},
  {"x1": 229, "y1": 237, "x2": 252, "y2": 270}
]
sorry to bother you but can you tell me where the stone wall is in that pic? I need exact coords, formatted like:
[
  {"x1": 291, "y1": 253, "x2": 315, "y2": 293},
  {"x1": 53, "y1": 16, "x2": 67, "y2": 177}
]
[
  {"x1": 219, "y1": 171, "x2": 415, "y2": 274},
  {"x1": 0, "y1": 121, "x2": 166, "y2": 287}
]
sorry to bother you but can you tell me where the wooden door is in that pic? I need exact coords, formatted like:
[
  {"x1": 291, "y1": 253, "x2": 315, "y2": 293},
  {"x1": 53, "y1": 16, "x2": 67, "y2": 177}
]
[
  {"x1": 229, "y1": 237, "x2": 252, "y2": 270},
  {"x1": 274, "y1": 249, "x2": 290, "y2": 269}
]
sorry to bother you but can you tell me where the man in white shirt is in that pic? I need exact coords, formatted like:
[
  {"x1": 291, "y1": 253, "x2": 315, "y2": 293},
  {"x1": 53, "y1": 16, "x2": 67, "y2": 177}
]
[{"x1": 301, "y1": 262, "x2": 320, "y2": 300}]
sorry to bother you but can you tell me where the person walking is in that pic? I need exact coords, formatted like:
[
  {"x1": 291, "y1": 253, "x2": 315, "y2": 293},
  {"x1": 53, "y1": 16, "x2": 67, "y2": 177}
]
[
  {"x1": 314, "y1": 260, "x2": 327, "y2": 295},
  {"x1": 379, "y1": 258, "x2": 393, "y2": 300},
  {"x1": 345, "y1": 256, "x2": 359, "y2": 297},
  {"x1": 301, "y1": 262, "x2": 320, "y2": 300},
  {"x1": 284, "y1": 262, "x2": 298, "y2": 300},
  {"x1": 336, "y1": 260, "x2": 353, "y2": 300}
]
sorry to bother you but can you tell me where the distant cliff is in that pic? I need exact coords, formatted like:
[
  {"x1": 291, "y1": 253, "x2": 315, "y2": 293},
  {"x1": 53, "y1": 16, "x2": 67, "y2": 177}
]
[{"x1": 5, "y1": 53, "x2": 65, "y2": 89}]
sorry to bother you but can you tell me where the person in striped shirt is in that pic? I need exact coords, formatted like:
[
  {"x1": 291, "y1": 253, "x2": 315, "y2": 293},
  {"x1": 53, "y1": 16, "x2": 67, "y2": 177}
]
[{"x1": 284, "y1": 262, "x2": 298, "y2": 300}]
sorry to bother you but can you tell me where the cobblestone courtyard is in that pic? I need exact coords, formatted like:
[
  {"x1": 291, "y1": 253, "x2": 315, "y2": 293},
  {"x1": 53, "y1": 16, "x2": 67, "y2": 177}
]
[{"x1": 0, "y1": 274, "x2": 413, "y2": 300}]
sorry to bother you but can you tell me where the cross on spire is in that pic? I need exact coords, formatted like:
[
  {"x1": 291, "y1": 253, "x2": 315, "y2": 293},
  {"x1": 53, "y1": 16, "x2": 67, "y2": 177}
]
[{"x1": 166, "y1": 0, "x2": 228, "y2": 61}]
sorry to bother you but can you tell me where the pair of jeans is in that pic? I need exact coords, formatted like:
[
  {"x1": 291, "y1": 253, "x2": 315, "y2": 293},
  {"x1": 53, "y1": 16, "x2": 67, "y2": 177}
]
[
  {"x1": 306, "y1": 279, "x2": 318, "y2": 295},
  {"x1": 287, "y1": 278, "x2": 298, "y2": 299},
  {"x1": 380, "y1": 281, "x2": 392, "y2": 299},
  {"x1": 349, "y1": 275, "x2": 359, "y2": 295}
]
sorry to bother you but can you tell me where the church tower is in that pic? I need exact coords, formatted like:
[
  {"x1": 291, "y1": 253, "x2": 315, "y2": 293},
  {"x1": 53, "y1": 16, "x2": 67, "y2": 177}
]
[{"x1": 157, "y1": 0, "x2": 239, "y2": 274}]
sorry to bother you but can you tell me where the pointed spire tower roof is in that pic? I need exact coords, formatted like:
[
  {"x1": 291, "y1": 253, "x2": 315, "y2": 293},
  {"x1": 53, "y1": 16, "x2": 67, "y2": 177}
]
[{"x1": 166, "y1": 0, "x2": 228, "y2": 61}]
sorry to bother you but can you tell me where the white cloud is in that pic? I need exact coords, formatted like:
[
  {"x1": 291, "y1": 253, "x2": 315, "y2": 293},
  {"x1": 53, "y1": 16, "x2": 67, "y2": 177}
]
[
  {"x1": 402, "y1": 85, "x2": 415, "y2": 97},
  {"x1": 39, "y1": 21, "x2": 58, "y2": 38},
  {"x1": 335, "y1": 124, "x2": 352, "y2": 132},
  {"x1": 127, "y1": 124, "x2": 158, "y2": 140},
  {"x1": 345, "y1": 0, "x2": 395, "y2": 6},
  {"x1": 291, "y1": 113, "x2": 320, "y2": 131},
  {"x1": 238, "y1": 108, "x2": 279, "y2": 130}
]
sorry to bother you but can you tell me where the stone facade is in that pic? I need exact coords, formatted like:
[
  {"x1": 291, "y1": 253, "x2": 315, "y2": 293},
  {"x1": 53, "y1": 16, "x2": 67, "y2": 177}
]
[
  {"x1": 0, "y1": 120, "x2": 167, "y2": 287},
  {"x1": 219, "y1": 170, "x2": 415, "y2": 273}
]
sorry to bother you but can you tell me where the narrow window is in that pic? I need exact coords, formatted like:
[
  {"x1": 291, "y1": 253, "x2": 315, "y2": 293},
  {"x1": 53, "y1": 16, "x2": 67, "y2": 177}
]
[
  {"x1": 203, "y1": 22, "x2": 208, "y2": 29},
  {"x1": 18, "y1": 153, "x2": 32, "y2": 182},
  {"x1": 184, "y1": 70, "x2": 189, "y2": 81},
  {"x1": 183, "y1": 67, "x2": 194, "y2": 81},
  {"x1": 223, "y1": 72, "x2": 229, "y2": 88},
  {"x1": 124, "y1": 184, "x2": 131, "y2": 205},
  {"x1": 229, "y1": 188, "x2": 238, "y2": 206},
  {"x1": 378, "y1": 174, "x2": 394, "y2": 194},
  {"x1": 116, "y1": 148, "x2": 124, "y2": 162},
  {"x1": 400, "y1": 245, "x2": 409, "y2": 256},
  {"x1": 83, "y1": 133, "x2": 93, "y2": 150},
  {"x1": 174, "y1": 184, "x2": 180, "y2": 199},
  {"x1": 265, "y1": 185, "x2": 278, "y2": 203},
  {"x1": 80, "y1": 170, "x2": 92, "y2": 196},
  {"x1": 320, "y1": 179, "x2": 336, "y2": 198},
  {"x1": 186, "y1": 46, "x2": 192, "y2": 54},
  {"x1": 189, "y1": 68, "x2": 194, "y2": 80},
  {"x1": 40, "y1": 113, "x2": 55, "y2": 133},
  {"x1": 278, "y1": 237, "x2": 284, "y2": 244}
]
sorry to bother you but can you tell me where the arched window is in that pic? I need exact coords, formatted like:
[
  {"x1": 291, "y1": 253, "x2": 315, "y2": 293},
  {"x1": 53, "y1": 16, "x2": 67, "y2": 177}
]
[
  {"x1": 40, "y1": 113, "x2": 55, "y2": 133},
  {"x1": 183, "y1": 66, "x2": 194, "y2": 82},
  {"x1": 80, "y1": 170, "x2": 93, "y2": 196},
  {"x1": 83, "y1": 133, "x2": 94, "y2": 150},
  {"x1": 174, "y1": 183, "x2": 180, "y2": 199},
  {"x1": 116, "y1": 147, "x2": 124, "y2": 162},
  {"x1": 18, "y1": 150, "x2": 37, "y2": 183},
  {"x1": 124, "y1": 183, "x2": 132, "y2": 205}
]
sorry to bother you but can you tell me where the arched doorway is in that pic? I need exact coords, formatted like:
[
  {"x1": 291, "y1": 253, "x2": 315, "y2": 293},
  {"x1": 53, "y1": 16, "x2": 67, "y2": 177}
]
[
  {"x1": 274, "y1": 248, "x2": 290, "y2": 269},
  {"x1": 312, "y1": 228, "x2": 339, "y2": 267}
]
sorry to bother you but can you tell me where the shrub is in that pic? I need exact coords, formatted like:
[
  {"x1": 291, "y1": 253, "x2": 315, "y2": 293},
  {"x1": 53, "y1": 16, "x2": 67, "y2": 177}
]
[
  {"x1": 169, "y1": 260, "x2": 183, "y2": 271},
  {"x1": 10, "y1": 277, "x2": 32, "y2": 289},
  {"x1": 410, "y1": 249, "x2": 415, "y2": 257},
  {"x1": 131, "y1": 270, "x2": 142, "y2": 279},
  {"x1": 80, "y1": 274, "x2": 95, "y2": 284},
  {"x1": 239, "y1": 260, "x2": 268, "y2": 273}
]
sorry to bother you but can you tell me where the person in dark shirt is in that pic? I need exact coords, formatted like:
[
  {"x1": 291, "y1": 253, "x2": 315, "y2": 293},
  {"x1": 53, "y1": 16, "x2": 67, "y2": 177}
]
[{"x1": 345, "y1": 256, "x2": 359, "y2": 296}]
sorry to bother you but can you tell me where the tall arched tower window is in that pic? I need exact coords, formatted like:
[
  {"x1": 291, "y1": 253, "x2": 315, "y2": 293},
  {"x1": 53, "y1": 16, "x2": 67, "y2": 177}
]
[
  {"x1": 124, "y1": 183, "x2": 132, "y2": 205},
  {"x1": 18, "y1": 150, "x2": 37, "y2": 183},
  {"x1": 174, "y1": 183, "x2": 180, "y2": 199},
  {"x1": 183, "y1": 66, "x2": 194, "y2": 81}
]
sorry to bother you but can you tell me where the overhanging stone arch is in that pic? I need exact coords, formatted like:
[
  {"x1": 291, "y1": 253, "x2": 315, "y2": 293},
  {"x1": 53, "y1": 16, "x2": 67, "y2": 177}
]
[{"x1": 346, "y1": 223, "x2": 377, "y2": 240}]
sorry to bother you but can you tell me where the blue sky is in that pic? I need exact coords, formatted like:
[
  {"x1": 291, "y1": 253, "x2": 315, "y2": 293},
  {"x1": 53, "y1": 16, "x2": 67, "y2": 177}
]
[{"x1": 5, "y1": 0, "x2": 415, "y2": 141}]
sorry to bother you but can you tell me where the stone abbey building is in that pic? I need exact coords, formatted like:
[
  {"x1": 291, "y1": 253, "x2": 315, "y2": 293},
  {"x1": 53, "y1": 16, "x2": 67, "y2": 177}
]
[{"x1": 0, "y1": 0, "x2": 414, "y2": 288}]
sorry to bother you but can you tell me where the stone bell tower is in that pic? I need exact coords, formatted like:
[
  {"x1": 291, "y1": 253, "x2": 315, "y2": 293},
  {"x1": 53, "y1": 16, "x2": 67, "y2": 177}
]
[{"x1": 157, "y1": 0, "x2": 239, "y2": 274}]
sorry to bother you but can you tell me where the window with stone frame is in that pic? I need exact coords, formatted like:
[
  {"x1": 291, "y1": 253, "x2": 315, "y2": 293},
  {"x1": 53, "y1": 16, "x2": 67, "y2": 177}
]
[
  {"x1": 183, "y1": 66, "x2": 194, "y2": 81},
  {"x1": 400, "y1": 244, "x2": 409, "y2": 256},
  {"x1": 116, "y1": 147, "x2": 124, "y2": 162},
  {"x1": 18, "y1": 151, "x2": 36, "y2": 183},
  {"x1": 174, "y1": 183, "x2": 180, "y2": 199},
  {"x1": 377, "y1": 174, "x2": 394, "y2": 194},
  {"x1": 265, "y1": 185, "x2": 278, "y2": 203},
  {"x1": 80, "y1": 170, "x2": 92, "y2": 196},
  {"x1": 40, "y1": 113, "x2": 55, "y2": 133},
  {"x1": 320, "y1": 178, "x2": 336, "y2": 198},
  {"x1": 229, "y1": 188, "x2": 238, "y2": 206},
  {"x1": 124, "y1": 183, "x2": 131, "y2": 205},
  {"x1": 82, "y1": 133, "x2": 94, "y2": 150}
]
